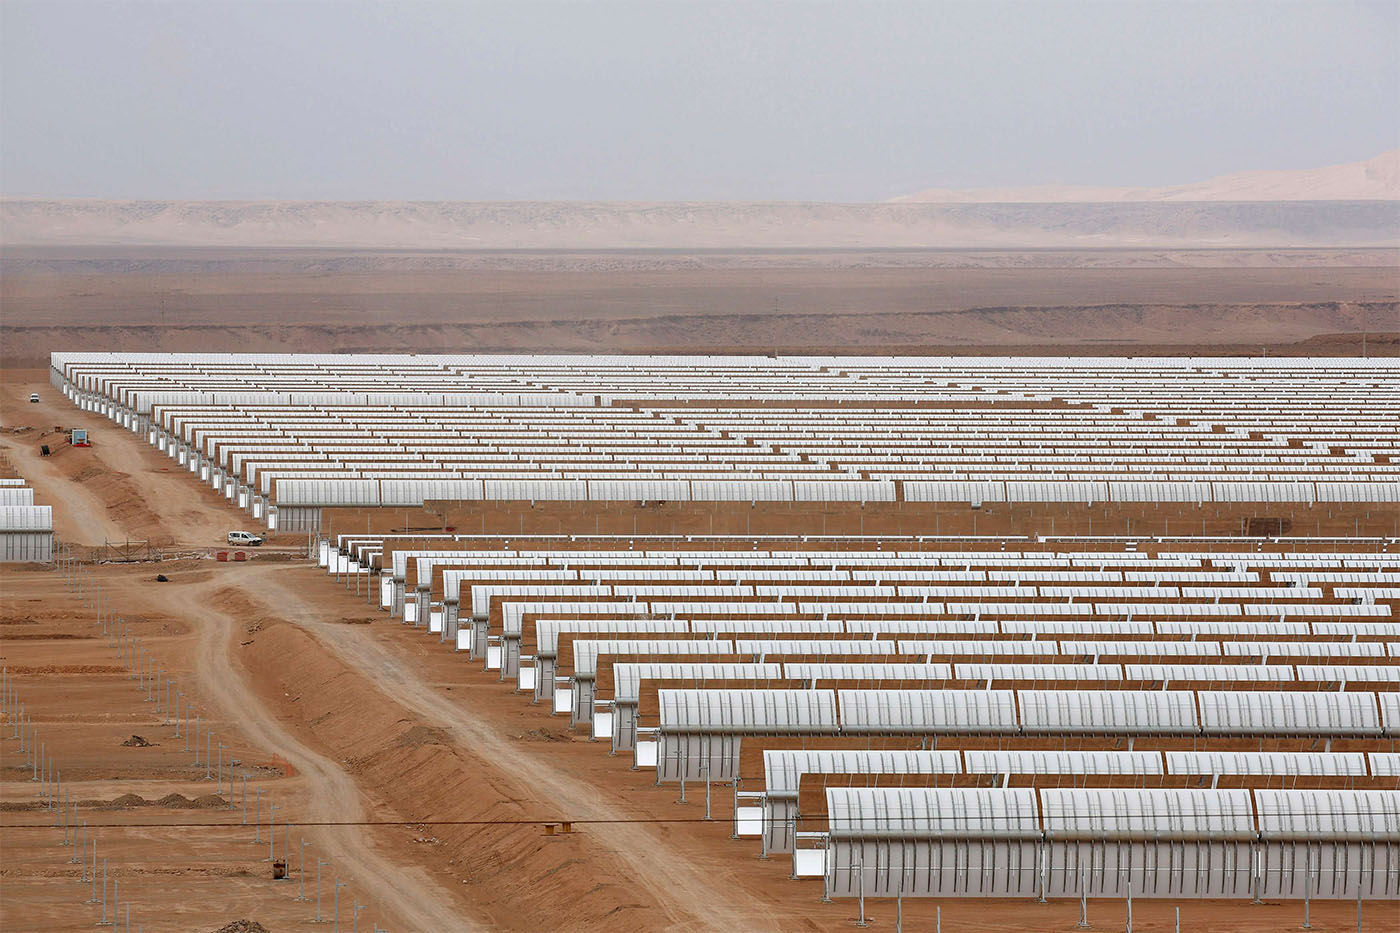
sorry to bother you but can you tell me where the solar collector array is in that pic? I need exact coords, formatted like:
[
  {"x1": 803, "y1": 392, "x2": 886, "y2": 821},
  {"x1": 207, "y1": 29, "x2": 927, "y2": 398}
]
[
  {"x1": 58, "y1": 352, "x2": 1400, "y2": 905},
  {"x1": 56, "y1": 354, "x2": 1400, "y2": 515}
]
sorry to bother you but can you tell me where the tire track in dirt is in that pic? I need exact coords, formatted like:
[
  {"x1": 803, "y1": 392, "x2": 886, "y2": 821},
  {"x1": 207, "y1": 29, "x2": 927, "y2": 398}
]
[
  {"x1": 246, "y1": 564, "x2": 779, "y2": 931},
  {"x1": 0, "y1": 386, "x2": 130, "y2": 545},
  {"x1": 0, "y1": 379, "x2": 252, "y2": 547},
  {"x1": 134, "y1": 575, "x2": 474, "y2": 931}
]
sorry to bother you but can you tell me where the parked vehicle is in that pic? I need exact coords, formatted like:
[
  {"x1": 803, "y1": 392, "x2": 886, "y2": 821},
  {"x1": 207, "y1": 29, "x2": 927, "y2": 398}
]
[
  {"x1": 226, "y1": 530, "x2": 264, "y2": 546},
  {"x1": 69, "y1": 428, "x2": 91, "y2": 447},
  {"x1": 29, "y1": 393, "x2": 40, "y2": 403}
]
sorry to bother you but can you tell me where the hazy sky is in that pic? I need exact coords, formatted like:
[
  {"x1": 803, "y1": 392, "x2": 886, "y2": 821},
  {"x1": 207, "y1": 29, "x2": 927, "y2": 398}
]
[{"x1": 2, "y1": 0, "x2": 1396, "y2": 201}]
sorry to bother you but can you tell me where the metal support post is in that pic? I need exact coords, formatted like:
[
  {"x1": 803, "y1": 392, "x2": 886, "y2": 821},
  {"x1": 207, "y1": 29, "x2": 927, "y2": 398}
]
[
  {"x1": 1302, "y1": 854, "x2": 1312, "y2": 929},
  {"x1": 1077, "y1": 864, "x2": 1091, "y2": 929},
  {"x1": 99, "y1": 857, "x2": 110, "y2": 923},
  {"x1": 316, "y1": 858, "x2": 329, "y2": 922},
  {"x1": 298, "y1": 838, "x2": 310, "y2": 900},
  {"x1": 334, "y1": 879, "x2": 346, "y2": 932}
]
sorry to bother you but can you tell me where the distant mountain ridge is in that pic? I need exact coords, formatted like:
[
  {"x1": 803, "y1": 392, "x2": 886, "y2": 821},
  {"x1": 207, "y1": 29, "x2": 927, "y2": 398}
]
[
  {"x1": 2, "y1": 199, "x2": 1396, "y2": 249},
  {"x1": 892, "y1": 151, "x2": 1400, "y2": 203}
]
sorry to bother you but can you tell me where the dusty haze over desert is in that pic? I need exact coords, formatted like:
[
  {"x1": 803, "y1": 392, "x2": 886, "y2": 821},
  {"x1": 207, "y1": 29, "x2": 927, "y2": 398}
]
[
  {"x1": 4, "y1": 151, "x2": 1400, "y2": 250},
  {"x1": 893, "y1": 148, "x2": 1400, "y2": 203},
  {"x1": 2, "y1": 0, "x2": 1396, "y2": 362},
  {"x1": 3, "y1": 149, "x2": 1398, "y2": 368}
]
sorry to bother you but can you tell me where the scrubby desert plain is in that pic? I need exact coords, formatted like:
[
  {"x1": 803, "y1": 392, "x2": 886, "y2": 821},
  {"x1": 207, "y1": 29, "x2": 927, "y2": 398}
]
[
  {"x1": 2, "y1": 245, "x2": 1398, "y2": 368},
  {"x1": 1, "y1": 188, "x2": 1398, "y2": 930}
]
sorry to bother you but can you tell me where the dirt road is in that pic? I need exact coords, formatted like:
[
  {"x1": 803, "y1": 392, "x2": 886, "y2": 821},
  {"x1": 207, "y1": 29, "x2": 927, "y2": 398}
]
[
  {"x1": 0, "y1": 374, "x2": 256, "y2": 547},
  {"x1": 130, "y1": 572, "x2": 474, "y2": 930},
  {"x1": 249, "y1": 564, "x2": 778, "y2": 930}
]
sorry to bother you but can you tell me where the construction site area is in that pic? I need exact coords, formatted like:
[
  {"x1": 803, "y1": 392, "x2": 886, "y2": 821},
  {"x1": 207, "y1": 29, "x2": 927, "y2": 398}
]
[
  {"x1": 6, "y1": 2, "x2": 1400, "y2": 928},
  {"x1": 0, "y1": 354, "x2": 1396, "y2": 932}
]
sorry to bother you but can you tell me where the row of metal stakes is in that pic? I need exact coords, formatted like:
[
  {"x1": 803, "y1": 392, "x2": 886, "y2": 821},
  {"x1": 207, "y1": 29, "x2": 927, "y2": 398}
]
[{"x1": 0, "y1": 544, "x2": 389, "y2": 930}]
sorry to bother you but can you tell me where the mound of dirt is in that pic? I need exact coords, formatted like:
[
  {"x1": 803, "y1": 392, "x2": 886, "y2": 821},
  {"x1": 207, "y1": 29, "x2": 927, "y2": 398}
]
[
  {"x1": 120, "y1": 734, "x2": 153, "y2": 747},
  {"x1": 213, "y1": 921, "x2": 269, "y2": 933},
  {"x1": 396, "y1": 725, "x2": 450, "y2": 748},
  {"x1": 7, "y1": 664, "x2": 124, "y2": 674},
  {"x1": 192, "y1": 794, "x2": 228, "y2": 809},
  {"x1": 155, "y1": 793, "x2": 194, "y2": 808},
  {"x1": 110, "y1": 793, "x2": 147, "y2": 808}
]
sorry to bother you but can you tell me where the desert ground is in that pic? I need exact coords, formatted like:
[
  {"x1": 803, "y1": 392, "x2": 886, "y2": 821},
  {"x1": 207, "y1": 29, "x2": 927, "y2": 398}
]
[{"x1": 2, "y1": 246, "x2": 1397, "y2": 368}]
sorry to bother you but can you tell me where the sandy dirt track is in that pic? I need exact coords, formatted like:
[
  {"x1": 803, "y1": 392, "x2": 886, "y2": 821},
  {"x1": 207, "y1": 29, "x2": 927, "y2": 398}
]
[
  {"x1": 139, "y1": 573, "x2": 472, "y2": 930},
  {"x1": 1, "y1": 370, "x2": 461, "y2": 928},
  {"x1": 0, "y1": 378, "x2": 253, "y2": 548},
  {"x1": 246, "y1": 565, "x2": 777, "y2": 931}
]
